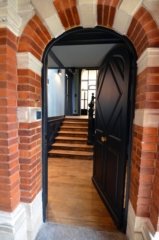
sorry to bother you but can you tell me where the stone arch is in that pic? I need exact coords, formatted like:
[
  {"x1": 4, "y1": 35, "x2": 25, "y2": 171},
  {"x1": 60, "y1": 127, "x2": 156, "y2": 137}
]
[{"x1": 16, "y1": 1, "x2": 159, "y2": 239}]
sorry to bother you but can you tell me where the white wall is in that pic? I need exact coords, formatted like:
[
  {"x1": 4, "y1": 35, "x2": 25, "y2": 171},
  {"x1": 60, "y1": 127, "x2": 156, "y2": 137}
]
[{"x1": 47, "y1": 69, "x2": 65, "y2": 117}]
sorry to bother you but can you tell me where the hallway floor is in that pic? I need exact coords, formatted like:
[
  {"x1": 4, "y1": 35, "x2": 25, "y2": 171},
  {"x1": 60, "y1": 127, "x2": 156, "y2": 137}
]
[{"x1": 47, "y1": 158, "x2": 118, "y2": 231}]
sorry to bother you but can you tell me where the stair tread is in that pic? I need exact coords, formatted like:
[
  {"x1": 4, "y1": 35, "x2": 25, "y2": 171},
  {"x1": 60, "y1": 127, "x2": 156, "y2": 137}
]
[
  {"x1": 49, "y1": 149, "x2": 93, "y2": 156},
  {"x1": 61, "y1": 126, "x2": 88, "y2": 129},
  {"x1": 63, "y1": 120, "x2": 88, "y2": 125},
  {"x1": 63, "y1": 122, "x2": 87, "y2": 124},
  {"x1": 56, "y1": 136, "x2": 87, "y2": 140},
  {"x1": 52, "y1": 143, "x2": 93, "y2": 148},
  {"x1": 59, "y1": 131, "x2": 87, "y2": 134},
  {"x1": 60, "y1": 128, "x2": 88, "y2": 131},
  {"x1": 48, "y1": 157, "x2": 91, "y2": 161},
  {"x1": 49, "y1": 117, "x2": 93, "y2": 159}
]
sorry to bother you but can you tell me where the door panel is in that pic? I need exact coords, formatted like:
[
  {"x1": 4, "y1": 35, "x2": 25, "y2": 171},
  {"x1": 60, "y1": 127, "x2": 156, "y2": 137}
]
[
  {"x1": 93, "y1": 129, "x2": 105, "y2": 188},
  {"x1": 93, "y1": 44, "x2": 130, "y2": 228}
]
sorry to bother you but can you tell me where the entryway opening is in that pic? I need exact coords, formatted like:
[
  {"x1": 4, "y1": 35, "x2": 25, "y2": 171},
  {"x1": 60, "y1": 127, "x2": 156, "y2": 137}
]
[{"x1": 42, "y1": 27, "x2": 137, "y2": 233}]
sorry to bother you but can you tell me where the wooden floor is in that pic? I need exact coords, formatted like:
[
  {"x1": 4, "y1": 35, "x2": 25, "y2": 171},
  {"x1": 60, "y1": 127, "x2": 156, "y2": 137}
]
[{"x1": 47, "y1": 158, "x2": 117, "y2": 232}]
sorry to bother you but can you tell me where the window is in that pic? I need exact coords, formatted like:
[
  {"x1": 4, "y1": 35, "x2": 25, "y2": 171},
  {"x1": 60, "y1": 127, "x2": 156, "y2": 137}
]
[{"x1": 81, "y1": 69, "x2": 98, "y2": 114}]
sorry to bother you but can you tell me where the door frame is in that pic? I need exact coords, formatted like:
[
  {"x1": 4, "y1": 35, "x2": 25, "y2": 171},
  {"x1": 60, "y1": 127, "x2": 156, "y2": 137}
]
[{"x1": 41, "y1": 27, "x2": 137, "y2": 226}]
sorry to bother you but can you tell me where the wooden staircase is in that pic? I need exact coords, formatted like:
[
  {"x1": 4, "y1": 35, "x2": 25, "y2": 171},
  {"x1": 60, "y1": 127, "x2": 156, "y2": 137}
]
[{"x1": 48, "y1": 117, "x2": 94, "y2": 160}]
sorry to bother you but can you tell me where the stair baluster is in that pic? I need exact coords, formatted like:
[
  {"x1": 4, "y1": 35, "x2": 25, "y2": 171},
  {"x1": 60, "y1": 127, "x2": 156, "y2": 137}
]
[{"x1": 87, "y1": 93, "x2": 95, "y2": 145}]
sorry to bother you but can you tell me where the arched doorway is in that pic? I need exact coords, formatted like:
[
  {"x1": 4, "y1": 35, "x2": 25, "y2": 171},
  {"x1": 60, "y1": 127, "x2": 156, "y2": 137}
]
[
  {"x1": 42, "y1": 27, "x2": 137, "y2": 230},
  {"x1": 1, "y1": 1, "x2": 158, "y2": 239}
]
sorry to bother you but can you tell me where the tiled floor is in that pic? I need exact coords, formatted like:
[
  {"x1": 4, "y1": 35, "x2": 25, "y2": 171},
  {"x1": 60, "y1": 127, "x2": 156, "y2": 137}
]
[{"x1": 36, "y1": 223, "x2": 127, "y2": 240}]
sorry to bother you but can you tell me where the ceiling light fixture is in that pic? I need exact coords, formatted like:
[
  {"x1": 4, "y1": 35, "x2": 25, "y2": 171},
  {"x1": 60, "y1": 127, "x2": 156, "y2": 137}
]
[{"x1": 58, "y1": 69, "x2": 62, "y2": 76}]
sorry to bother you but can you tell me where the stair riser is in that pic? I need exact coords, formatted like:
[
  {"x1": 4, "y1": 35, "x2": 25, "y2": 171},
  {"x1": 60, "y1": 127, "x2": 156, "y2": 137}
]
[
  {"x1": 64, "y1": 119, "x2": 88, "y2": 123},
  {"x1": 48, "y1": 153, "x2": 93, "y2": 160},
  {"x1": 52, "y1": 146, "x2": 93, "y2": 152}
]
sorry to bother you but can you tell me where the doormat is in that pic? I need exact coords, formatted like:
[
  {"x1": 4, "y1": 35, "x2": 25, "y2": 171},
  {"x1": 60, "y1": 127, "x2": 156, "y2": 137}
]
[{"x1": 35, "y1": 222, "x2": 127, "y2": 240}]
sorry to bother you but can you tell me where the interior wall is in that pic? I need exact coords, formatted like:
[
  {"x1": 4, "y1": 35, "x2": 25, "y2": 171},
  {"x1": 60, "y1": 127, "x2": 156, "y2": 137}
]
[{"x1": 47, "y1": 69, "x2": 65, "y2": 117}]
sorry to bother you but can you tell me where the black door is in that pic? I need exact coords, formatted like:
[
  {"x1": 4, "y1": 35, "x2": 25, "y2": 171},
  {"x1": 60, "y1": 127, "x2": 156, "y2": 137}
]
[{"x1": 93, "y1": 44, "x2": 131, "y2": 228}]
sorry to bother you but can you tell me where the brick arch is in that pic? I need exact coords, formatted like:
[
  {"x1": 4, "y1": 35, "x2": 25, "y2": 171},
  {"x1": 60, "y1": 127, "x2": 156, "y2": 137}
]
[
  {"x1": 17, "y1": 3, "x2": 159, "y2": 234},
  {"x1": 53, "y1": 0, "x2": 80, "y2": 29},
  {"x1": 18, "y1": 15, "x2": 51, "y2": 60},
  {"x1": 51, "y1": 0, "x2": 159, "y2": 57},
  {"x1": 97, "y1": 0, "x2": 120, "y2": 27},
  {"x1": 0, "y1": 1, "x2": 159, "y2": 238},
  {"x1": 18, "y1": 3, "x2": 159, "y2": 59},
  {"x1": 127, "y1": 6, "x2": 159, "y2": 56}
]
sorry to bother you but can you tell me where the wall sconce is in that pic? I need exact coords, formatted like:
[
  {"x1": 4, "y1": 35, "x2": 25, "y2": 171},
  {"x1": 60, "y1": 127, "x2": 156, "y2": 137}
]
[{"x1": 58, "y1": 69, "x2": 62, "y2": 76}]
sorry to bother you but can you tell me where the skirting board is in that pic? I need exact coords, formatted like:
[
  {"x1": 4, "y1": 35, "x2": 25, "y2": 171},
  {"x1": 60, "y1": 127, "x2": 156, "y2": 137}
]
[
  {"x1": 127, "y1": 201, "x2": 159, "y2": 240},
  {"x1": 22, "y1": 191, "x2": 43, "y2": 240},
  {"x1": 0, "y1": 204, "x2": 27, "y2": 240},
  {"x1": 0, "y1": 191, "x2": 43, "y2": 240}
]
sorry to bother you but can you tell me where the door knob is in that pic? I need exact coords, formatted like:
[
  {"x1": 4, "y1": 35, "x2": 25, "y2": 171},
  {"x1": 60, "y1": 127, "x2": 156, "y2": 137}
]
[{"x1": 101, "y1": 136, "x2": 107, "y2": 143}]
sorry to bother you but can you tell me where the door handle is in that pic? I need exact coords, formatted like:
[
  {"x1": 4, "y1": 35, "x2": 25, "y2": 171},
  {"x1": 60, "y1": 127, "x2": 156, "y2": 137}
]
[{"x1": 101, "y1": 136, "x2": 107, "y2": 143}]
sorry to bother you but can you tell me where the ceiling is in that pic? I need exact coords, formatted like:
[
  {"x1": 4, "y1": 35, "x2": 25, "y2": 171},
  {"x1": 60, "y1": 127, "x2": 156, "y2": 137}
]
[
  {"x1": 47, "y1": 28, "x2": 121, "y2": 69},
  {"x1": 48, "y1": 43, "x2": 116, "y2": 69}
]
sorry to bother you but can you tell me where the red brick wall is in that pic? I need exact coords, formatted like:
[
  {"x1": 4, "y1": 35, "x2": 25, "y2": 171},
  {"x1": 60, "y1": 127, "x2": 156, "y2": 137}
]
[
  {"x1": 17, "y1": 15, "x2": 51, "y2": 203},
  {"x1": 130, "y1": 125, "x2": 158, "y2": 218},
  {"x1": 126, "y1": 7, "x2": 159, "y2": 230},
  {"x1": 18, "y1": 69, "x2": 41, "y2": 108},
  {"x1": 0, "y1": 28, "x2": 20, "y2": 211},
  {"x1": 19, "y1": 121, "x2": 42, "y2": 202},
  {"x1": 17, "y1": 69, "x2": 42, "y2": 202},
  {"x1": 150, "y1": 127, "x2": 159, "y2": 231},
  {"x1": 130, "y1": 66, "x2": 159, "y2": 230},
  {"x1": 135, "y1": 68, "x2": 159, "y2": 109}
]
